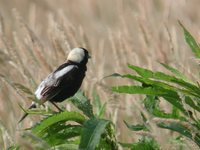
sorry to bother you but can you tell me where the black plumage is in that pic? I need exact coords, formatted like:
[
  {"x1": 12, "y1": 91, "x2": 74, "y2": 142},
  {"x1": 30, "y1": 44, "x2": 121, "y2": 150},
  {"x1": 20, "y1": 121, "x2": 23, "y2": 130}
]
[{"x1": 19, "y1": 47, "x2": 90, "y2": 123}]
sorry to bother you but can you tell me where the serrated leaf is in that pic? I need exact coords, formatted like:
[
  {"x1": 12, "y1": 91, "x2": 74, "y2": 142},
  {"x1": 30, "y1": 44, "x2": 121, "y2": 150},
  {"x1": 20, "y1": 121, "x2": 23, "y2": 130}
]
[
  {"x1": 128, "y1": 64, "x2": 198, "y2": 87},
  {"x1": 69, "y1": 91, "x2": 94, "y2": 118},
  {"x1": 31, "y1": 111, "x2": 85, "y2": 135},
  {"x1": 170, "y1": 79, "x2": 200, "y2": 98},
  {"x1": 79, "y1": 118, "x2": 110, "y2": 150},
  {"x1": 127, "y1": 74, "x2": 200, "y2": 99},
  {"x1": 112, "y1": 85, "x2": 181, "y2": 100},
  {"x1": 18, "y1": 103, "x2": 51, "y2": 115},
  {"x1": 160, "y1": 63, "x2": 192, "y2": 83},
  {"x1": 124, "y1": 120, "x2": 149, "y2": 131},
  {"x1": 112, "y1": 85, "x2": 186, "y2": 113},
  {"x1": 112, "y1": 85, "x2": 165, "y2": 95},
  {"x1": 120, "y1": 137, "x2": 160, "y2": 150},
  {"x1": 128, "y1": 64, "x2": 177, "y2": 82},
  {"x1": 184, "y1": 96, "x2": 200, "y2": 112},
  {"x1": 162, "y1": 96, "x2": 186, "y2": 113},
  {"x1": 179, "y1": 21, "x2": 200, "y2": 59},
  {"x1": 144, "y1": 95, "x2": 186, "y2": 120},
  {"x1": 123, "y1": 74, "x2": 176, "y2": 90},
  {"x1": 44, "y1": 125, "x2": 82, "y2": 146},
  {"x1": 124, "y1": 65, "x2": 200, "y2": 98},
  {"x1": 128, "y1": 64, "x2": 153, "y2": 78},
  {"x1": 157, "y1": 122, "x2": 200, "y2": 148}
]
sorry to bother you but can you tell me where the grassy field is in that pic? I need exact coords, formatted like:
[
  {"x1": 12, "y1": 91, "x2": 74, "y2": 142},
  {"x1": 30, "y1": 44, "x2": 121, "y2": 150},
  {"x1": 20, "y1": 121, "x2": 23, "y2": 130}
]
[{"x1": 0, "y1": 0, "x2": 200, "y2": 149}]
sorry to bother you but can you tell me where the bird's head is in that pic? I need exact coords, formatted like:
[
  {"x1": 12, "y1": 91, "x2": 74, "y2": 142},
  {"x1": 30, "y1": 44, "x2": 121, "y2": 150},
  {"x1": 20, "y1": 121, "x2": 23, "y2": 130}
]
[{"x1": 67, "y1": 47, "x2": 90, "y2": 64}]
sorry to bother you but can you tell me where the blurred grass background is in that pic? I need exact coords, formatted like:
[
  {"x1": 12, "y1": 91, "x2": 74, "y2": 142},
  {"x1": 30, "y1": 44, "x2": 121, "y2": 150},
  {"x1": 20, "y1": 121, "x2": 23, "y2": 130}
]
[{"x1": 0, "y1": 0, "x2": 200, "y2": 149}]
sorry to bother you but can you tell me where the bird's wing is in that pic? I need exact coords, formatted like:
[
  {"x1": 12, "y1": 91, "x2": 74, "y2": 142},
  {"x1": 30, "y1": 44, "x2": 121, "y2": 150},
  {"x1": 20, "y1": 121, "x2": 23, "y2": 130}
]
[{"x1": 35, "y1": 65, "x2": 78, "y2": 103}]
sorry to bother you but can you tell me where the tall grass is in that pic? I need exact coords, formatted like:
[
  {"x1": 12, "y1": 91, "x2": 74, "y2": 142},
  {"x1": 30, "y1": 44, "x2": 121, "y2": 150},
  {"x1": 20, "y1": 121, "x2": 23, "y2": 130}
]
[{"x1": 0, "y1": 0, "x2": 200, "y2": 149}]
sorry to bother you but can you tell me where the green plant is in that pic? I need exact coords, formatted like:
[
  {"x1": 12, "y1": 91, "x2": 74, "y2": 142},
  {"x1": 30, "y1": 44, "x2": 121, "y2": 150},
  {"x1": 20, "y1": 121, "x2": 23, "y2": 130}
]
[
  {"x1": 2, "y1": 13, "x2": 199, "y2": 149},
  {"x1": 15, "y1": 91, "x2": 118, "y2": 150},
  {"x1": 111, "y1": 23, "x2": 200, "y2": 149}
]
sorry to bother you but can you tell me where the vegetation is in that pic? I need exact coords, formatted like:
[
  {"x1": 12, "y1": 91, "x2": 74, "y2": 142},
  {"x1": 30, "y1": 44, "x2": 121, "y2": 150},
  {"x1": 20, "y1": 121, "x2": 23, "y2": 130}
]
[
  {"x1": 3, "y1": 22, "x2": 200, "y2": 150},
  {"x1": 112, "y1": 24, "x2": 200, "y2": 149},
  {"x1": 0, "y1": 1, "x2": 200, "y2": 150}
]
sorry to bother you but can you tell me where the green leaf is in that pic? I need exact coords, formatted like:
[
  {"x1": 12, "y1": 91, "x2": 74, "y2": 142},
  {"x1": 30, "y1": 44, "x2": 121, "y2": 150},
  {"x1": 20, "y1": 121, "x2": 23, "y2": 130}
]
[
  {"x1": 79, "y1": 118, "x2": 110, "y2": 150},
  {"x1": 103, "y1": 73, "x2": 122, "y2": 79},
  {"x1": 127, "y1": 64, "x2": 200, "y2": 97},
  {"x1": 127, "y1": 64, "x2": 176, "y2": 82},
  {"x1": 97, "y1": 102, "x2": 106, "y2": 118},
  {"x1": 169, "y1": 79, "x2": 200, "y2": 98},
  {"x1": 18, "y1": 103, "x2": 52, "y2": 116},
  {"x1": 124, "y1": 121, "x2": 149, "y2": 131},
  {"x1": 7, "y1": 145, "x2": 20, "y2": 150},
  {"x1": 93, "y1": 90, "x2": 101, "y2": 109},
  {"x1": 44, "y1": 125, "x2": 82, "y2": 146},
  {"x1": 92, "y1": 91, "x2": 106, "y2": 118},
  {"x1": 112, "y1": 85, "x2": 165, "y2": 95},
  {"x1": 69, "y1": 91, "x2": 94, "y2": 118},
  {"x1": 144, "y1": 95, "x2": 186, "y2": 120},
  {"x1": 123, "y1": 74, "x2": 174, "y2": 90},
  {"x1": 157, "y1": 122, "x2": 200, "y2": 148},
  {"x1": 128, "y1": 64, "x2": 154, "y2": 78},
  {"x1": 112, "y1": 85, "x2": 186, "y2": 113},
  {"x1": 162, "y1": 96, "x2": 186, "y2": 113},
  {"x1": 124, "y1": 73, "x2": 200, "y2": 99},
  {"x1": 50, "y1": 143, "x2": 78, "y2": 150},
  {"x1": 172, "y1": 106, "x2": 182, "y2": 120},
  {"x1": 31, "y1": 111, "x2": 85, "y2": 135},
  {"x1": 179, "y1": 21, "x2": 200, "y2": 59},
  {"x1": 119, "y1": 142, "x2": 133, "y2": 148},
  {"x1": 120, "y1": 137, "x2": 160, "y2": 150},
  {"x1": 184, "y1": 96, "x2": 200, "y2": 112},
  {"x1": 160, "y1": 63, "x2": 192, "y2": 83},
  {"x1": 112, "y1": 85, "x2": 179, "y2": 101}
]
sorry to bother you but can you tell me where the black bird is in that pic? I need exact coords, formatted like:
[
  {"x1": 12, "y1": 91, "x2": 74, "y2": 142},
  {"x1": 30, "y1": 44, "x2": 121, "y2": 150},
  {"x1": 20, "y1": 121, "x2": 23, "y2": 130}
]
[{"x1": 19, "y1": 47, "x2": 90, "y2": 123}]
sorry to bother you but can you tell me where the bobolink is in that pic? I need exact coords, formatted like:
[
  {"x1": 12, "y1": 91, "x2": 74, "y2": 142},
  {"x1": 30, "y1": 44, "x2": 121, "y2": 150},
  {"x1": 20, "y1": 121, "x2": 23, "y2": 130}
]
[{"x1": 19, "y1": 47, "x2": 90, "y2": 123}]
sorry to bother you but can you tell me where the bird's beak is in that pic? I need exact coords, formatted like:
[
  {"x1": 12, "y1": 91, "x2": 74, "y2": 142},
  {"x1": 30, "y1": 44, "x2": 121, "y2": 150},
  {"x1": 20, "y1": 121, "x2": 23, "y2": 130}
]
[{"x1": 88, "y1": 55, "x2": 91, "y2": 59}]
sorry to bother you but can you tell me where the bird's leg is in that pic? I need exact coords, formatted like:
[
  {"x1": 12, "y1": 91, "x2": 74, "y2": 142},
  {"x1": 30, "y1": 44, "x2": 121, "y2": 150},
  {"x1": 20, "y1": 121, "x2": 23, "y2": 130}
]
[{"x1": 50, "y1": 101, "x2": 63, "y2": 112}]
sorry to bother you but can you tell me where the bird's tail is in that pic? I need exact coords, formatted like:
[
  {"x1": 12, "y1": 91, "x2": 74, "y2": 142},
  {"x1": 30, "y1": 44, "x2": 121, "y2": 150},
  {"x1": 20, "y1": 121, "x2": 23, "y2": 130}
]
[{"x1": 18, "y1": 102, "x2": 37, "y2": 123}]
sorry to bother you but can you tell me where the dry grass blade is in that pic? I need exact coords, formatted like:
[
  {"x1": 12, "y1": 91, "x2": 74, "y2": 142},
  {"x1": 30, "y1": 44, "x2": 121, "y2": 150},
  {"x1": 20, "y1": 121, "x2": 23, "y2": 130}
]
[
  {"x1": 0, "y1": 14, "x2": 4, "y2": 36},
  {"x1": 12, "y1": 9, "x2": 52, "y2": 72}
]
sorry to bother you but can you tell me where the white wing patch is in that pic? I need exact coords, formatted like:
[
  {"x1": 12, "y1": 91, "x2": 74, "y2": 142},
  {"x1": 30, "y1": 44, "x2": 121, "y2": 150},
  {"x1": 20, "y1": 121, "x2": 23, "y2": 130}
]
[
  {"x1": 54, "y1": 65, "x2": 77, "y2": 79},
  {"x1": 35, "y1": 80, "x2": 47, "y2": 100},
  {"x1": 35, "y1": 65, "x2": 78, "y2": 100}
]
